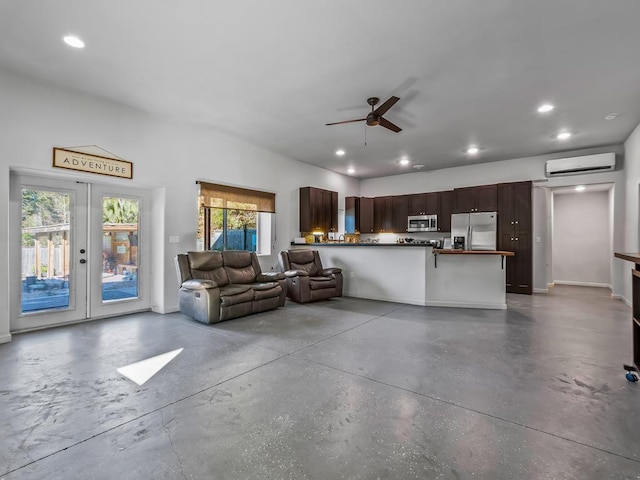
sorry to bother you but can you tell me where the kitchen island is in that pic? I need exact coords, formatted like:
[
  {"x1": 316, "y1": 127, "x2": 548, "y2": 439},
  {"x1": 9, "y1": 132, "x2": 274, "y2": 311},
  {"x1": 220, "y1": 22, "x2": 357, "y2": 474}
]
[{"x1": 289, "y1": 243, "x2": 513, "y2": 309}]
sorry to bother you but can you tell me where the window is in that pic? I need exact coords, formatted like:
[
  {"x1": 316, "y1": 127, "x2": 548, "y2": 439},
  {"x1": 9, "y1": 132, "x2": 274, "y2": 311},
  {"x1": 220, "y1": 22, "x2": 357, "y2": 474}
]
[{"x1": 196, "y1": 182, "x2": 275, "y2": 254}]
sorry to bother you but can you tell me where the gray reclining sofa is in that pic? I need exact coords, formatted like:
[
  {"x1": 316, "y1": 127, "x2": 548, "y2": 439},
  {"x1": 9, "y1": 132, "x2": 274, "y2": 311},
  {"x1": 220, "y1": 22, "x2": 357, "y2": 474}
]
[{"x1": 175, "y1": 250, "x2": 286, "y2": 324}]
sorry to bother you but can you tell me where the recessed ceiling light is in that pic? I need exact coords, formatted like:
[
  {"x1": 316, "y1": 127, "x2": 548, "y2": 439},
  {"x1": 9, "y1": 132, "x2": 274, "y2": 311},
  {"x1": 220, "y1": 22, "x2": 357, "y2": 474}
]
[
  {"x1": 413, "y1": 164, "x2": 425, "y2": 170},
  {"x1": 466, "y1": 146, "x2": 479, "y2": 155},
  {"x1": 347, "y1": 167, "x2": 355, "y2": 174},
  {"x1": 335, "y1": 149, "x2": 345, "y2": 156},
  {"x1": 605, "y1": 113, "x2": 618, "y2": 120},
  {"x1": 63, "y1": 35, "x2": 85, "y2": 49},
  {"x1": 557, "y1": 131, "x2": 572, "y2": 140},
  {"x1": 400, "y1": 157, "x2": 410, "y2": 166},
  {"x1": 537, "y1": 103, "x2": 554, "y2": 113},
  {"x1": 575, "y1": 185, "x2": 586, "y2": 192}
]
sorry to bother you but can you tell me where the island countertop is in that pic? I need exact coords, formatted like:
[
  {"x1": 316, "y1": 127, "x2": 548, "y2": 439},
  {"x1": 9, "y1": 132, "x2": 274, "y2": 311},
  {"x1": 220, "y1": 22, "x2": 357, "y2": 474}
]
[
  {"x1": 433, "y1": 249, "x2": 515, "y2": 256},
  {"x1": 290, "y1": 242, "x2": 436, "y2": 247}
]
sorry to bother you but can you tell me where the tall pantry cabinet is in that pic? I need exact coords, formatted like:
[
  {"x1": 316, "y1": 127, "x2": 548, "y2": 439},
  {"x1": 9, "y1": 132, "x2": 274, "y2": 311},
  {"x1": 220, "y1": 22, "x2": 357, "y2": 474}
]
[{"x1": 498, "y1": 181, "x2": 532, "y2": 294}]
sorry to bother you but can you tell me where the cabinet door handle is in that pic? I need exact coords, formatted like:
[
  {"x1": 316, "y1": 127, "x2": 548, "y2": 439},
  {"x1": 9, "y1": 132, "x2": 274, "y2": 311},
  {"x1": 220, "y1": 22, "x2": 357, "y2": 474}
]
[
  {"x1": 515, "y1": 221, "x2": 519, "y2": 224},
  {"x1": 515, "y1": 237, "x2": 518, "y2": 241},
  {"x1": 511, "y1": 237, "x2": 514, "y2": 241}
]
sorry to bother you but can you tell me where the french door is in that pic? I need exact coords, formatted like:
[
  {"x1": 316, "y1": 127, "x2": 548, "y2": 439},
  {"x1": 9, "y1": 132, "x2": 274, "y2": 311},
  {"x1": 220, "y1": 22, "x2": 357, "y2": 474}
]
[{"x1": 9, "y1": 173, "x2": 150, "y2": 332}]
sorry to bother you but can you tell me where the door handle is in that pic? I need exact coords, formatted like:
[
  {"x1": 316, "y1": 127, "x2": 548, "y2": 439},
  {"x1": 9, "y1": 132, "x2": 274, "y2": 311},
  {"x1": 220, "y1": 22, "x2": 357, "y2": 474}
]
[{"x1": 79, "y1": 259, "x2": 86, "y2": 264}]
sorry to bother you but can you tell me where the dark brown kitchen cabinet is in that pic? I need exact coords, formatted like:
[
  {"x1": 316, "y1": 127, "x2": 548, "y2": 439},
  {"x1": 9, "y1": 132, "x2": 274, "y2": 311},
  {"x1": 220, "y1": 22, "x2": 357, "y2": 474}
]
[
  {"x1": 345, "y1": 196, "x2": 358, "y2": 234},
  {"x1": 330, "y1": 190, "x2": 339, "y2": 232},
  {"x1": 408, "y1": 194, "x2": 424, "y2": 216},
  {"x1": 392, "y1": 195, "x2": 409, "y2": 233},
  {"x1": 498, "y1": 181, "x2": 532, "y2": 294},
  {"x1": 360, "y1": 197, "x2": 374, "y2": 233},
  {"x1": 408, "y1": 192, "x2": 438, "y2": 216},
  {"x1": 374, "y1": 196, "x2": 393, "y2": 233},
  {"x1": 453, "y1": 184, "x2": 498, "y2": 213},
  {"x1": 299, "y1": 186, "x2": 338, "y2": 233},
  {"x1": 438, "y1": 190, "x2": 453, "y2": 232}
]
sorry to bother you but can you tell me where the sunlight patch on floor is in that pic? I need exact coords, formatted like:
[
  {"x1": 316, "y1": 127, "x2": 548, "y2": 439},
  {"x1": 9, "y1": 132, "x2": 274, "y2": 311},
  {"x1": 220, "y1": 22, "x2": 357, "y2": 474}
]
[{"x1": 117, "y1": 348, "x2": 183, "y2": 385}]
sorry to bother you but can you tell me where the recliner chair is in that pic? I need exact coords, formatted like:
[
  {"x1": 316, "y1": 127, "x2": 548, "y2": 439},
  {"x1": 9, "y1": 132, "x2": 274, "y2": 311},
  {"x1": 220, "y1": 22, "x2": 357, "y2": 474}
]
[{"x1": 278, "y1": 249, "x2": 343, "y2": 303}]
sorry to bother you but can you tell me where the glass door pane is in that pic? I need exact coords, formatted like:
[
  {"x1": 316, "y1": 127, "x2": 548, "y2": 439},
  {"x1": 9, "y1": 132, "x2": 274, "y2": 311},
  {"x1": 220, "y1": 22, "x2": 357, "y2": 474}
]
[
  {"x1": 10, "y1": 174, "x2": 88, "y2": 332},
  {"x1": 101, "y1": 197, "x2": 139, "y2": 302},
  {"x1": 20, "y1": 188, "x2": 71, "y2": 313},
  {"x1": 90, "y1": 184, "x2": 150, "y2": 318}
]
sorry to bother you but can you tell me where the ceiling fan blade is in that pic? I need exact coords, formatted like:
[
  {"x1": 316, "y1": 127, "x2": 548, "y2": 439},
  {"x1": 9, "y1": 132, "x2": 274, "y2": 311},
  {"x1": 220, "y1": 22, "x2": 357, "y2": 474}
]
[
  {"x1": 373, "y1": 96, "x2": 400, "y2": 116},
  {"x1": 379, "y1": 117, "x2": 402, "y2": 133},
  {"x1": 325, "y1": 118, "x2": 366, "y2": 126}
]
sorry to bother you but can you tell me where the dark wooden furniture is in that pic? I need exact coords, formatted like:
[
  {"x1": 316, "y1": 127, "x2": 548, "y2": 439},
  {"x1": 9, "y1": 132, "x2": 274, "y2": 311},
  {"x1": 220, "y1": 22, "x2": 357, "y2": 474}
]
[
  {"x1": 438, "y1": 190, "x2": 453, "y2": 233},
  {"x1": 374, "y1": 196, "x2": 393, "y2": 233},
  {"x1": 613, "y1": 252, "x2": 640, "y2": 382},
  {"x1": 360, "y1": 197, "x2": 374, "y2": 233},
  {"x1": 299, "y1": 187, "x2": 338, "y2": 233},
  {"x1": 498, "y1": 181, "x2": 532, "y2": 294},
  {"x1": 453, "y1": 184, "x2": 498, "y2": 213},
  {"x1": 391, "y1": 195, "x2": 409, "y2": 233},
  {"x1": 408, "y1": 192, "x2": 439, "y2": 216}
]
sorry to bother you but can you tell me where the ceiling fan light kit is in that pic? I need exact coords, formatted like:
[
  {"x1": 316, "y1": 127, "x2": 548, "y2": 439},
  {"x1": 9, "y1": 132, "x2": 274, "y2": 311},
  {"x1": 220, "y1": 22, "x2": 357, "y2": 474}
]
[{"x1": 326, "y1": 96, "x2": 403, "y2": 133}]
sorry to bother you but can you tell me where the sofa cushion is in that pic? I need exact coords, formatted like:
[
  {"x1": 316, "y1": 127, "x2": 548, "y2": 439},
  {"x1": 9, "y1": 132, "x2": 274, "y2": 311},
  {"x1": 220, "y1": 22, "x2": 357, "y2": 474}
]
[
  {"x1": 309, "y1": 276, "x2": 337, "y2": 290},
  {"x1": 219, "y1": 284, "x2": 254, "y2": 306},
  {"x1": 188, "y1": 251, "x2": 229, "y2": 287},
  {"x1": 247, "y1": 281, "x2": 282, "y2": 300},
  {"x1": 253, "y1": 284, "x2": 282, "y2": 301},
  {"x1": 223, "y1": 251, "x2": 259, "y2": 284}
]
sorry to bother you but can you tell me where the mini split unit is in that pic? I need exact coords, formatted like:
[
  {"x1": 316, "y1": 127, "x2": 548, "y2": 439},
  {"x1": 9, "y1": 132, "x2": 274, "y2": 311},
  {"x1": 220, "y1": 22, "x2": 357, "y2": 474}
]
[{"x1": 545, "y1": 153, "x2": 616, "y2": 177}]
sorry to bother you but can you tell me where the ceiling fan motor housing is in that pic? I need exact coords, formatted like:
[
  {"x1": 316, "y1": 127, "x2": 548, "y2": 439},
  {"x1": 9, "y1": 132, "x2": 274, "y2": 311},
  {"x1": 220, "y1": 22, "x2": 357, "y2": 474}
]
[{"x1": 366, "y1": 113, "x2": 380, "y2": 126}]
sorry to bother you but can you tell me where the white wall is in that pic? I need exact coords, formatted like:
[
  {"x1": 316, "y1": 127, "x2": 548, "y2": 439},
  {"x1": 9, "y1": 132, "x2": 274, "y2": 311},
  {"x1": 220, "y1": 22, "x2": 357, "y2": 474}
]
[
  {"x1": 0, "y1": 68, "x2": 360, "y2": 341},
  {"x1": 552, "y1": 190, "x2": 611, "y2": 287},
  {"x1": 360, "y1": 147, "x2": 626, "y2": 295},
  {"x1": 621, "y1": 122, "x2": 640, "y2": 303}
]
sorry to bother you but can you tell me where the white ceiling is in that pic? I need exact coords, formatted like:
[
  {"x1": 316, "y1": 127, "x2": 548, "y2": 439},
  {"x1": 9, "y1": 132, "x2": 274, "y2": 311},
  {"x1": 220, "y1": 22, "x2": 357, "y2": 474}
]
[{"x1": 1, "y1": 1, "x2": 639, "y2": 179}]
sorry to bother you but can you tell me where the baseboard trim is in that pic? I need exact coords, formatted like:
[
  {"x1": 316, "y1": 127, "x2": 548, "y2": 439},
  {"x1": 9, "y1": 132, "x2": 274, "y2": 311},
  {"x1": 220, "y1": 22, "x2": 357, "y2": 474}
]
[
  {"x1": 611, "y1": 294, "x2": 631, "y2": 307},
  {"x1": 553, "y1": 280, "x2": 612, "y2": 289},
  {"x1": 424, "y1": 300, "x2": 507, "y2": 310},
  {"x1": 152, "y1": 305, "x2": 180, "y2": 314},
  {"x1": 533, "y1": 288, "x2": 549, "y2": 294},
  {"x1": 0, "y1": 333, "x2": 12, "y2": 344},
  {"x1": 342, "y1": 291, "x2": 424, "y2": 306}
]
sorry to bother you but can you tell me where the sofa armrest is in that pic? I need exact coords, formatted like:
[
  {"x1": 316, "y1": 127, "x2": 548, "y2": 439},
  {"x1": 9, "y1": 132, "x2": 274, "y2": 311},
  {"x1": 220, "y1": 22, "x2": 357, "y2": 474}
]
[
  {"x1": 284, "y1": 269, "x2": 309, "y2": 278},
  {"x1": 321, "y1": 267, "x2": 342, "y2": 276},
  {"x1": 181, "y1": 279, "x2": 218, "y2": 290},
  {"x1": 256, "y1": 272, "x2": 285, "y2": 282}
]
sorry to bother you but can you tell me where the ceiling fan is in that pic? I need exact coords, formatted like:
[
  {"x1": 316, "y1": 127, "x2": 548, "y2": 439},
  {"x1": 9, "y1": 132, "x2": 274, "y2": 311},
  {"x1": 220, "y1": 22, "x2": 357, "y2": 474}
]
[{"x1": 326, "y1": 96, "x2": 402, "y2": 133}]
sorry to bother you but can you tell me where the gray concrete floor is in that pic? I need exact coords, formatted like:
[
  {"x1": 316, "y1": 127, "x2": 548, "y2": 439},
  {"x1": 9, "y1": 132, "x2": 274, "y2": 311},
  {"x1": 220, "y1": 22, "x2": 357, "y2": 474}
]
[{"x1": 1, "y1": 285, "x2": 639, "y2": 479}]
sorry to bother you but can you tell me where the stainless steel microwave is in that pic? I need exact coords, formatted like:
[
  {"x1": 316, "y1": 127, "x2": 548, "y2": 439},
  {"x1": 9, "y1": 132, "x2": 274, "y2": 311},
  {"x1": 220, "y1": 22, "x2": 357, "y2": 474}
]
[{"x1": 407, "y1": 214, "x2": 438, "y2": 232}]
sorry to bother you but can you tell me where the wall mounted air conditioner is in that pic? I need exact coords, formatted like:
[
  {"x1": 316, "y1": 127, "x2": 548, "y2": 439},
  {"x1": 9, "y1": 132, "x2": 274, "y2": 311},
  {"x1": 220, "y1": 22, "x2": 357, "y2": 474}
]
[{"x1": 545, "y1": 153, "x2": 615, "y2": 177}]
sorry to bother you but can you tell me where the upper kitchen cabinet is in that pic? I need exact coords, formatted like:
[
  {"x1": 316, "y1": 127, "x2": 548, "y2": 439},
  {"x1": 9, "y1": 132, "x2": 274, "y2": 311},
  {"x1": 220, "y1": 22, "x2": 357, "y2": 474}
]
[
  {"x1": 299, "y1": 186, "x2": 338, "y2": 233},
  {"x1": 391, "y1": 195, "x2": 409, "y2": 233},
  {"x1": 497, "y1": 181, "x2": 532, "y2": 232},
  {"x1": 345, "y1": 196, "x2": 359, "y2": 234},
  {"x1": 438, "y1": 190, "x2": 454, "y2": 232},
  {"x1": 360, "y1": 197, "x2": 374, "y2": 233},
  {"x1": 408, "y1": 192, "x2": 439, "y2": 216},
  {"x1": 374, "y1": 196, "x2": 393, "y2": 233},
  {"x1": 346, "y1": 196, "x2": 375, "y2": 233},
  {"x1": 453, "y1": 184, "x2": 498, "y2": 213}
]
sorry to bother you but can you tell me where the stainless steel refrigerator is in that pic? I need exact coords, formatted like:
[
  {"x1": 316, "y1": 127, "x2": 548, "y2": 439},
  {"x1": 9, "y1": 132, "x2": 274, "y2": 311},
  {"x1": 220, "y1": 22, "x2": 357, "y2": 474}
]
[{"x1": 450, "y1": 212, "x2": 497, "y2": 250}]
